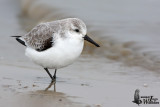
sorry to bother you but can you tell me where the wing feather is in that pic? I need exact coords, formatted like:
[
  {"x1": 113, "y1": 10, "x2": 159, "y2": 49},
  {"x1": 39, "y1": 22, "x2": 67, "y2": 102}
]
[{"x1": 23, "y1": 23, "x2": 54, "y2": 51}]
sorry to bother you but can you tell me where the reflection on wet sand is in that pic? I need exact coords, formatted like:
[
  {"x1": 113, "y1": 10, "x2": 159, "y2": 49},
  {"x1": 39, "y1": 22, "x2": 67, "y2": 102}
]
[
  {"x1": 44, "y1": 80, "x2": 56, "y2": 91},
  {"x1": 23, "y1": 80, "x2": 82, "y2": 107},
  {"x1": 0, "y1": 70, "x2": 84, "y2": 107}
]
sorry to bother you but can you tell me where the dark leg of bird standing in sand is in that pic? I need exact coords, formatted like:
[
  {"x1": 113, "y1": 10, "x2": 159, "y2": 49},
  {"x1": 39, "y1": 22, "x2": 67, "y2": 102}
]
[{"x1": 44, "y1": 68, "x2": 57, "y2": 81}]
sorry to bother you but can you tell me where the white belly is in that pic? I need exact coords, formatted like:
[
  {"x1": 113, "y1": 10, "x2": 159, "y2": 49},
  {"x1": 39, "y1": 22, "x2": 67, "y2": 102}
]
[{"x1": 25, "y1": 38, "x2": 84, "y2": 69}]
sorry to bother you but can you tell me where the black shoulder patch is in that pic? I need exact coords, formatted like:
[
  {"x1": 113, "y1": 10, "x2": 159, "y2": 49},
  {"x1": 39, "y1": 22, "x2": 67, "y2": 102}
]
[{"x1": 36, "y1": 37, "x2": 53, "y2": 52}]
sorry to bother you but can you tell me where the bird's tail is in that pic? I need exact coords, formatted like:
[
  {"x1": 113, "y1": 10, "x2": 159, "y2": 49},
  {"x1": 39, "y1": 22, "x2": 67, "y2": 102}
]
[{"x1": 11, "y1": 36, "x2": 26, "y2": 46}]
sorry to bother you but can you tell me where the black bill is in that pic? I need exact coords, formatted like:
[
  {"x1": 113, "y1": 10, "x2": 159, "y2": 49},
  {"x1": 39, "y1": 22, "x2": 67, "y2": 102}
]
[{"x1": 83, "y1": 35, "x2": 100, "y2": 47}]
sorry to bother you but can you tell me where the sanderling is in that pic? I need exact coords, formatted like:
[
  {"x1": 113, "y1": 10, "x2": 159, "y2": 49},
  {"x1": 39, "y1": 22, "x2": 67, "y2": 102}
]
[{"x1": 12, "y1": 18, "x2": 100, "y2": 81}]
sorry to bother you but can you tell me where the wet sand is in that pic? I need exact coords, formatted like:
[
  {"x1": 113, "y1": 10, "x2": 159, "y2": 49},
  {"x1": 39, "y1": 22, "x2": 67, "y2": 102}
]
[
  {"x1": 0, "y1": 0, "x2": 160, "y2": 107},
  {"x1": 1, "y1": 58, "x2": 160, "y2": 107}
]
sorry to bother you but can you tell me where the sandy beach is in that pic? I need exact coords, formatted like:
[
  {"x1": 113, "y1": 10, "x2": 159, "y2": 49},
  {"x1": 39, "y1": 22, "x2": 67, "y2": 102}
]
[{"x1": 0, "y1": 0, "x2": 160, "y2": 107}]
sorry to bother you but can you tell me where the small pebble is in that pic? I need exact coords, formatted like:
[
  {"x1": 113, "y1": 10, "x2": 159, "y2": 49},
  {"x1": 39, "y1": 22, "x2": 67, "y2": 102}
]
[
  {"x1": 81, "y1": 83, "x2": 89, "y2": 86},
  {"x1": 32, "y1": 84, "x2": 36, "y2": 87},
  {"x1": 23, "y1": 86, "x2": 28, "y2": 88},
  {"x1": 94, "y1": 104, "x2": 101, "y2": 107},
  {"x1": 81, "y1": 84, "x2": 84, "y2": 86},
  {"x1": 143, "y1": 83, "x2": 148, "y2": 87}
]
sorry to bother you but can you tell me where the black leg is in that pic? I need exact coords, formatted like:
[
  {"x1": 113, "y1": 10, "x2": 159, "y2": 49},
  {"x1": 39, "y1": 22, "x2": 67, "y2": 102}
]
[
  {"x1": 53, "y1": 69, "x2": 57, "y2": 79},
  {"x1": 44, "y1": 68, "x2": 53, "y2": 80}
]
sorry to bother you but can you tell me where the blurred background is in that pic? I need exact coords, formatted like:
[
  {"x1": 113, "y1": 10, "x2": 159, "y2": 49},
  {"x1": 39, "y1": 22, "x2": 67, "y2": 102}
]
[{"x1": 0, "y1": 0, "x2": 160, "y2": 107}]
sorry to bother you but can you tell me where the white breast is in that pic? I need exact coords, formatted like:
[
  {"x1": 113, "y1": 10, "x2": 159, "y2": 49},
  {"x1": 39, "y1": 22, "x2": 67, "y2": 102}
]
[{"x1": 25, "y1": 37, "x2": 84, "y2": 69}]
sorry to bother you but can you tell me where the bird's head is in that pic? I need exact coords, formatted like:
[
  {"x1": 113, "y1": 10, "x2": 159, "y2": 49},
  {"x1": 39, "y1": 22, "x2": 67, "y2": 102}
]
[{"x1": 66, "y1": 18, "x2": 100, "y2": 47}]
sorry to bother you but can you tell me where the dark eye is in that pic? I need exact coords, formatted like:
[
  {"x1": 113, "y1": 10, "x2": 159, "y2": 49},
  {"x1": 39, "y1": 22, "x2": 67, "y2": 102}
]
[{"x1": 75, "y1": 29, "x2": 79, "y2": 32}]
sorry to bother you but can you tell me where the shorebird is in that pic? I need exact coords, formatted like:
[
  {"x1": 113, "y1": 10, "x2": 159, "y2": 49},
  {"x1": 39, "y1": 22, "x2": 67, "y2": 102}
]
[{"x1": 12, "y1": 18, "x2": 100, "y2": 81}]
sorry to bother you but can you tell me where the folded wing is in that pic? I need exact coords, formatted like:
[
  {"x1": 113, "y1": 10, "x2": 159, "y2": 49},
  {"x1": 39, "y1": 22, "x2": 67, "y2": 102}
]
[{"x1": 23, "y1": 23, "x2": 54, "y2": 51}]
